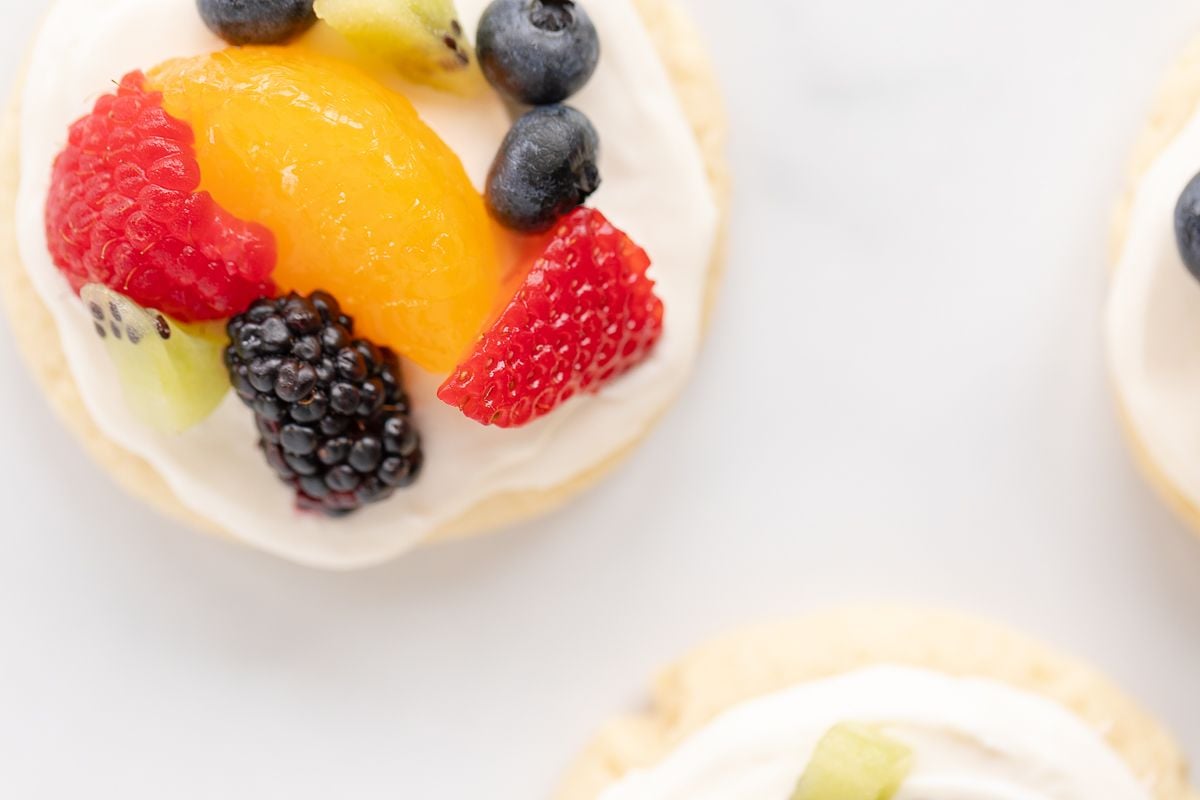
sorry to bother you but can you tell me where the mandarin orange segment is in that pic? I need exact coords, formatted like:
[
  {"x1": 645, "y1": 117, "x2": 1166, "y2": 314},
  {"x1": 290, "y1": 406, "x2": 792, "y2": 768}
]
[{"x1": 147, "y1": 46, "x2": 499, "y2": 373}]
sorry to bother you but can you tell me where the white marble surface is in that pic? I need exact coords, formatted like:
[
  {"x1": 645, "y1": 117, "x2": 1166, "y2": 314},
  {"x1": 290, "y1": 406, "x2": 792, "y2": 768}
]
[{"x1": 1, "y1": 0, "x2": 1199, "y2": 797}]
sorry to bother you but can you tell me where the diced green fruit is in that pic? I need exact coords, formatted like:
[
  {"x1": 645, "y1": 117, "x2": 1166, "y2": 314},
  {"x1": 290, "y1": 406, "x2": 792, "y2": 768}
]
[
  {"x1": 81, "y1": 284, "x2": 230, "y2": 434},
  {"x1": 791, "y1": 724, "x2": 913, "y2": 800},
  {"x1": 313, "y1": 0, "x2": 482, "y2": 92}
]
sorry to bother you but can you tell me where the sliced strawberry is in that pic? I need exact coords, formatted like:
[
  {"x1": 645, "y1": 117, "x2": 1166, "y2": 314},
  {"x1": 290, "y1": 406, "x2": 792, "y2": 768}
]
[{"x1": 438, "y1": 208, "x2": 664, "y2": 428}]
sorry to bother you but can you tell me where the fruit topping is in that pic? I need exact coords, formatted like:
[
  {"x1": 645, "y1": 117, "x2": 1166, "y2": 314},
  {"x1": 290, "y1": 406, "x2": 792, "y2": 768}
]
[
  {"x1": 313, "y1": 0, "x2": 479, "y2": 92},
  {"x1": 148, "y1": 47, "x2": 499, "y2": 373},
  {"x1": 225, "y1": 292, "x2": 423, "y2": 516},
  {"x1": 1175, "y1": 172, "x2": 1200, "y2": 282},
  {"x1": 487, "y1": 105, "x2": 600, "y2": 233},
  {"x1": 438, "y1": 208, "x2": 662, "y2": 428},
  {"x1": 45, "y1": 72, "x2": 276, "y2": 323},
  {"x1": 81, "y1": 284, "x2": 229, "y2": 433},
  {"x1": 477, "y1": 0, "x2": 600, "y2": 105},
  {"x1": 791, "y1": 724, "x2": 912, "y2": 800},
  {"x1": 197, "y1": 0, "x2": 318, "y2": 45}
]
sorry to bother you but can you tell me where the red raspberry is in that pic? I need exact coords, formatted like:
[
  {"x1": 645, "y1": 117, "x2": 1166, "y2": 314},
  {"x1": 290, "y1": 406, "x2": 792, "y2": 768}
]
[
  {"x1": 45, "y1": 72, "x2": 275, "y2": 322},
  {"x1": 438, "y1": 208, "x2": 664, "y2": 428}
]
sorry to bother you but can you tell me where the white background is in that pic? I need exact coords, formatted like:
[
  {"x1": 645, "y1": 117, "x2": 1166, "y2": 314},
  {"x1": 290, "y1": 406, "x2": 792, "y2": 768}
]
[{"x1": 3, "y1": 0, "x2": 1200, "y2": 796}]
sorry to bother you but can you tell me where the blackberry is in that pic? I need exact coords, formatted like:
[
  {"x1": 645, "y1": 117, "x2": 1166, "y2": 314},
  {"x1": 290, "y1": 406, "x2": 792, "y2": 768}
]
[{"x1": 225, "y1": 291, "x2": 423, "y2": 516}]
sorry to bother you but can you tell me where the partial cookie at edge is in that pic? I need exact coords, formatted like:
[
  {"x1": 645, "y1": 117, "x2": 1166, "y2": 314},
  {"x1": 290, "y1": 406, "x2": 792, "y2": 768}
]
[
  {"x1": 0, "y1": 0, "x2": 730, "y2": 554},
  {"x1": 1109, "y1": 34, "x2": 1200, "y2": 539},
  {"x1": 557, "y1": 608, "x2": 1196, "y2": 800}
]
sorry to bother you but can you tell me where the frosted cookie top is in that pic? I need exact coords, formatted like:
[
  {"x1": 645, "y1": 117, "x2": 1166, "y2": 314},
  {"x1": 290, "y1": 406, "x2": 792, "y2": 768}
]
[
  {"x1": 600, "y1": 666, "x2": 1148, "y2": 800},
  {"x1": 15, "y1": 0, "x2": 718, "y2": 567}
]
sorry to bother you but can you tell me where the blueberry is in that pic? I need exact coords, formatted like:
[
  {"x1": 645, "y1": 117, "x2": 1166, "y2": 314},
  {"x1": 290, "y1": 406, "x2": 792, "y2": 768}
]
[
  {"x1": 196, "y1": 0, "x2": 317, "y2": 46},
  {"x1": 477, "y1": 0, "x2": 600, "y2": 105},
  {"x1": 1176, "y1": 172, "x2": 1200, "y2": 281},
  {"x1": 486, "y1": 105, "x2": 600, "y2": 232}
]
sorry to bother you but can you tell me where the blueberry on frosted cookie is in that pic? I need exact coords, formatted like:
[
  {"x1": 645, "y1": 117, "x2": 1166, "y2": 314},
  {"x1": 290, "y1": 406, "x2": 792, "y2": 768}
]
[
  {"x1": 560, "y1": 609, "x2": 1196, "y2": 800},
  {"x1": 1107, "y1": 35, "x2": 1200, "y2": 539},
  {"x1": 0, "y1": 0, "x2": 727, "y2": 567}
]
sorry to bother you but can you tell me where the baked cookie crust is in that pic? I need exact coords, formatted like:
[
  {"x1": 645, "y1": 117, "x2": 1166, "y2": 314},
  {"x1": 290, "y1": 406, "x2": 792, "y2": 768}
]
[{"x1": 559, "y1": 608, "x2": 1196, "y2": 800}]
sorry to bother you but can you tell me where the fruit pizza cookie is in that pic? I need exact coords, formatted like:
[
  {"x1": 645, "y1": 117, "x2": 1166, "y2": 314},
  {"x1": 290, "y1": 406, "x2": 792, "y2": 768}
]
[
  {"x1": 1108, "y1": 35, "x2": 1200, "y2": 541},
  {"x1": 560, "y1": 608, "x2": 1197, "y2": 800},
  {"x1": 0, "y1": 0, "x2": 728, "y2": 567}
]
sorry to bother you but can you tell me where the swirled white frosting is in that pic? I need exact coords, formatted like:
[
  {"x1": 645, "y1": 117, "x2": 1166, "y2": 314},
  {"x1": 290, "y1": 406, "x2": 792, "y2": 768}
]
[
  {"x1": 599, "y1": 666, "x2": 1149, "y2": 800},
  {"x1": 1108, "y1": 91, "x2": 1200, "y2": 517},
  {"x1": 14, "y1": 0, "x2": 718, "y2": 568}
]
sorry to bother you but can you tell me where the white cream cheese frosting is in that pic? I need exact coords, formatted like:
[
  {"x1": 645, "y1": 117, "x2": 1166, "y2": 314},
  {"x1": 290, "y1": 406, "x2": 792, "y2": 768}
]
[
  {"x1": 13, "y1": 0, "x2": 719, "y2": 568},
  {"x1": 598, "y1": 666, "x2": 1150, "y2": 800},
  {"x1": 1108, "y1": 96, "x2": 1200, "y2": 515}
]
